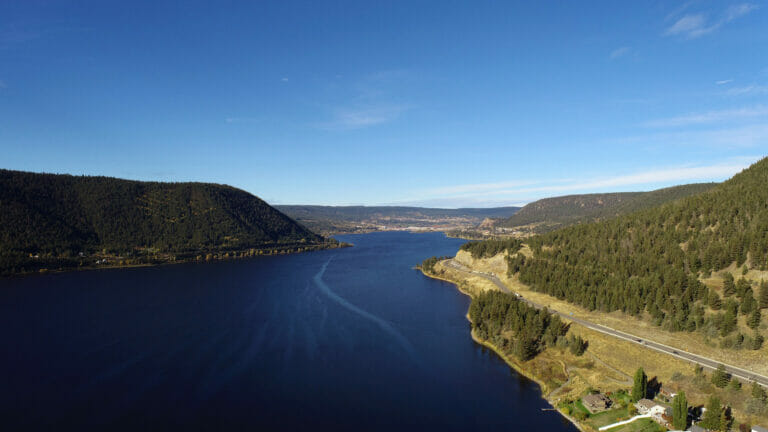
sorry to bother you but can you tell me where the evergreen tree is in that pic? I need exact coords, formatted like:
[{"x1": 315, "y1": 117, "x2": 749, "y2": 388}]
[
  {"x1": 694, "y1": 364, "x2": 704, "y2": 376},
  {"x1": 568, "y1": 335, "x2": 587, "y2": 356},
  {"x1": 700, "y1": 396, "x2": 722, "y2": 430},
  {"x1": 631, "y1": 368, "x2": 647, "y2": 402},
  {"x1": 721, "y1": 312, "x2": 737, "y2": 336},
  {"x1": 709, "y1": 292, "x2": 722, "y2": 310},
  {"x1": 719, "y1": 407, "x2": 729, "y2": 432},
  {"x1": 751, "y1": 381, "x2": 766, "y2": 402},
  {"x1": 514, "y1": 332, "x2": 538, "y2": 361},
  {"x1": 712, "y1": 363, "x2": 730, "y2": 388},
  {"x1": 760, "y1": 280, "x2": 768, "y2": 309},
  {"x1": 729, "y1": 378, "x2": 741, "y2": 391},
  {"x1": 748, "y1": 307, "x2": 762, "y2": 329},
  {"x1": 741, "y1": 290, "x2": 756, "y2": 315},
  {"x1": 672, "y1": 391, "x2": 688, "y2": 430},
  {"x1": 723, "y1": 273, "x2": 735, "y2": 297},
  {"x1": 753, "y1": 332, "x2": 764, "y2": 350},
  {"x1": 736, "y1": 277, "x2": 751, "y2": 298}
]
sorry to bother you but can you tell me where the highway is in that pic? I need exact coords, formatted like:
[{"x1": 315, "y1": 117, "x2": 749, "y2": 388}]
[{"x1": 443, "y1": 259, "x2": 768, "y2": 388}]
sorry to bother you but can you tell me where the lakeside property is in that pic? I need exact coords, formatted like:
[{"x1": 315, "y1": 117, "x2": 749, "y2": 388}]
[{"x1": 419, "y1": 249, "x2": 768, "y2": 431}]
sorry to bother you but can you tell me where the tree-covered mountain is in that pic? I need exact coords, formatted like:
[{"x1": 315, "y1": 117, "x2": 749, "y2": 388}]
[
  {"x1": 0, "y1": 170, "x2": 331, "y2": 275},
  {"x1": 276, "y1": 205, "x2": 520, "y2": 234},
  {"x1": 500, "y1": 183, "x2": 717, "y2": 234},
  {"x1": 505, "y1": 157, "x2": 768, "y2": 348}
]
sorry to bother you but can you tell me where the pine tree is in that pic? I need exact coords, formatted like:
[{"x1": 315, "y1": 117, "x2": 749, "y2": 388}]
[
  {"x1": 751, "y1": 381, "x2": 766, "y2": 401},
  {"x1": 712, "y1": 363, "x2": 730, "y2": 388},
  {"x1": 723, "y1": 273, "x2": 735, "y2": 297},
  {"x1": 721, "y1": 307, "x2": 738, "y2": 336},
  {"x1": 719, "y1": 407, "x2": 729, "y2": 432},
  {"x1": 760, "y1": 280, "x2": 768, "y2": 309},
  {"x1": 700, "y1": 396, "x2": 722, "y2": 430},
  {"x1": 741, "y1": 291, "x2": 756, "y2": 315},
  {"x1": 514, "y1": 333, "x2": 538, "y2": 361},
  {"x1": 631, "y1": 367, "x2": 647, "y2": 402},
  {"x1": 736, "y1": 277, "x2": 751, "y2": 298},
  {"x1": 748, "y1": 307, "x2": 762, "y2": 329},
  {"x1": 709, "y1": 292, "x2": 722, "y2": 310},
  {"x1": 672, "y1": 391, "x2": 688, "y2": 430},
  {"x1": 753, "y1": 332, "x2": 764, "y2": 350},
  {"x1": 728, "y1": 378, "x2": 741, "y2": 391}
]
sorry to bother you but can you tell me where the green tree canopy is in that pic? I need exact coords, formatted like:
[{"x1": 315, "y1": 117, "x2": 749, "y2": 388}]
[
  {"x1": 631, "y1": 367, "x2": 647, "y2": 402},
  {"x1": 711, "y1": 364, "x2": 730, "y2": 388},
  {"x1": 700, "y1": 396, "x2": 722, "y2": 430},
  {"x1": 672, "y1": 391, "x2": 688, "y2": 430}
]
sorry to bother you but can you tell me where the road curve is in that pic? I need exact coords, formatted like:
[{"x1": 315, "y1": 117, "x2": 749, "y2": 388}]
[{"x1": 443, "y1": 259, "x2": 768, "y2": 388}]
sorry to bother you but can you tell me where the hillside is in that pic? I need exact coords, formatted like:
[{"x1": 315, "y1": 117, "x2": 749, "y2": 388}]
[
  {"x1": 276, "y1": 205, "x2": 520, "y2": 234},
  {"x1": 504, "y1": 157, "x2": 768, "y2": 348},
  {"x1": 0, "y1": 170, "x2": 332, "y2": 275},
  {"x1": 500, "y1": 183, "x2": 717, "y2": 234}
]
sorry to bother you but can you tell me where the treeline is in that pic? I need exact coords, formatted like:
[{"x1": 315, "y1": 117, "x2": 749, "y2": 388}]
[
  {"x1": 460, "y1": 238, "x2": 522, "y2": 259},
  {"x1": 500, "y1": 183, "x2": 716, "y2": 233},
  {"x1": 468, "y1": 291, "x2": 582, "y2": 360},
  {"x1": 419, "y1": 256, "x2": 451, "y2": 273},
  {"x1": 503, "y1": 157, "x2": 768, "y2": 347},
  {"x1": 0, "y1": 170, "x2": 329, "y2": 275}
]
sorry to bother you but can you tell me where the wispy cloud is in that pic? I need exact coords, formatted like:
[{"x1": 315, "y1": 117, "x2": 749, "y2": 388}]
[
  {"x1": 644, "y1": 106, "x2": 768, "y2": 127},
  {"x1": 616, "y1": 124, "x2": 768, "y2": 150},
  {"x1": 414, "y1": 159, "x2": 756, "y2": 206},
  {"x1": 428, "y1": 180, "x2": 538, "y2": 196},
  {"x1": 318, "y1": 105, "x2": 410, "y2": 130},
  {"x1": 725, "y1": 84, "x2": 768, "y2": 95},
  {"x1": 314, "y1": 69, "x2": 414, "y2": 131},
  {"x1": 665, "y1": 3, "x2": 758, "y2": 38},
  {"x1": 0, "y1": 80, "x2": 6, "y2": 89},
  {"x1": 716, "y1": 79, "x2": 733, "y2": 85},
  {"x1": 225, "y1": 117, "x2": 264, "y2": 124},
  {"x1": 610, "y1": 46, "x2": 630, "y2": 59},
  {"x1": 281, "y1": 77, "x2": 289, "y2": 82}
]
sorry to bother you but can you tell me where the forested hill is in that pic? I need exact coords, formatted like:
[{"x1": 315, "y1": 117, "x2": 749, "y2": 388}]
[
  {"x1": 500, "y1": 183, "x2": 716, "y2": 233},
  {"x1": 0, "y1": 170, "x2": 328, "y2": 275},
  {"x1": 507, "y1": 157, "x2": 768, "y2": 348}
]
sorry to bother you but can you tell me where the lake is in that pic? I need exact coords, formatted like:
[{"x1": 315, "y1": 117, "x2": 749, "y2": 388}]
[{"x1": 0, "y1": 231, "x2": 577, "y2": 431}]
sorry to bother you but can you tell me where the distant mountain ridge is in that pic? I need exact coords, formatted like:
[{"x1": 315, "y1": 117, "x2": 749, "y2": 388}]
[
  {"x1": 500, "y1": 183, "x2": 717, "y2": 233},
  {"x1": 0, "y1": 170, "x2": 330, "y2": 275},
  {"x1": 276, "y1": 205, "x2": 521, "y2": 234}
]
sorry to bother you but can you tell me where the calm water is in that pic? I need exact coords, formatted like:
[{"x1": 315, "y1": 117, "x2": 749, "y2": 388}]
[{"x1": 1, "y1": 231, "x2": 577, "y2": 431}]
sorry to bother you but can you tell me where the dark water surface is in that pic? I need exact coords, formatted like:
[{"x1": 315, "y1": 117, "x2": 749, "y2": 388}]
[{"x1": 1, "y1": 231, "x2": 577, "y2": 431}]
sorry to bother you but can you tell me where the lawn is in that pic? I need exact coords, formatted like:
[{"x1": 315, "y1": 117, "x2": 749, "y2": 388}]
[
  {"x1": 603, "y1": 418, "x2": 666, "y2": 432},
  {"x1": 587, "y1": 407, "x2": 631, "y2": 428}
]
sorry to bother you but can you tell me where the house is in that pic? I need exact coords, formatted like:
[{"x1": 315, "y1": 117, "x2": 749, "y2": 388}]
[
  {"x1": 752, "y1": 426, "x2": 768, "y2": 432},
  {"x1": 635, "y1": 398, "x2": 657, "y2": 414},
  {"x1": 582, "y1": 393, "x2": 612, "y2": 413},
  {"x1": 651, "y1": 405, "x2": 673, "y2": 429},
  {"x1": 635, "y1": 399, "x2": 673, "y2": 428}
]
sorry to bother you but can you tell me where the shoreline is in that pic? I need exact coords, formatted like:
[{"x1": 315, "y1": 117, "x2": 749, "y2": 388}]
[
  {"x1": 2, "y1": 242, "x2": 350, "y2": 279},
  {"x1": 418, "y1": 267, "x2": 586, "y2": 432}
]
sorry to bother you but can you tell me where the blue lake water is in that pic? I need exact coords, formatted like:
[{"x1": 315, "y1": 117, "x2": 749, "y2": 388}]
[{"x1": 1, "y1": 231, "x2": 577, "y2": 431}]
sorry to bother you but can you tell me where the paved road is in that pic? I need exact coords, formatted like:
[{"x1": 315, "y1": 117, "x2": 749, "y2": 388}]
[{"x1": 443, "y1": 259, "x2": 768, "y2": 388}]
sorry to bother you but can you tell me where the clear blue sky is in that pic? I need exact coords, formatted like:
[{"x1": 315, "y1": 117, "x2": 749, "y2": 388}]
[{"x1": 1, "y1": 1, "x2": 767, "y2": 207}]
